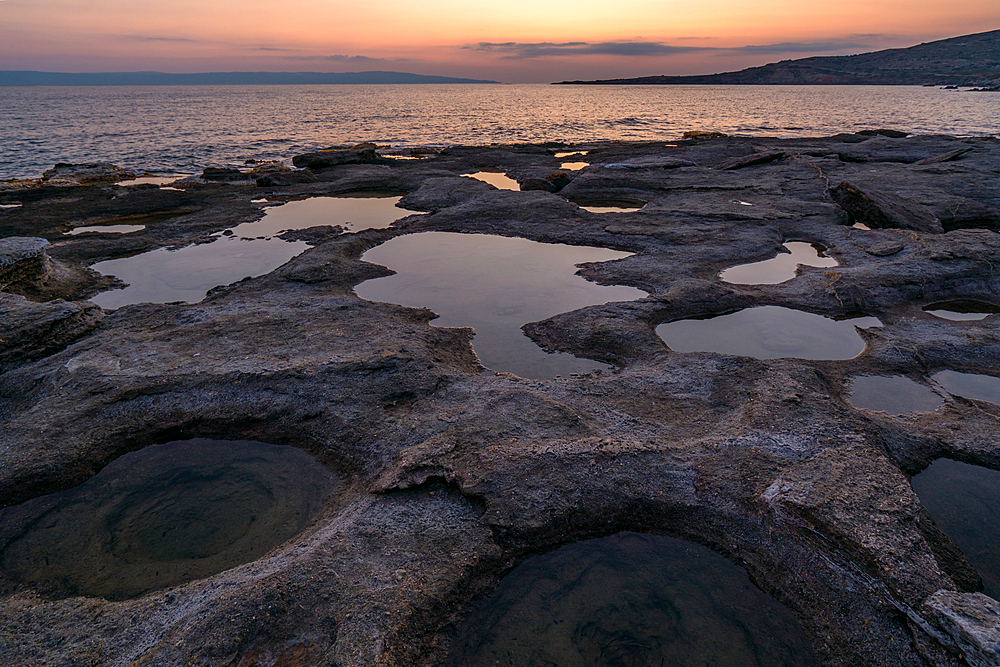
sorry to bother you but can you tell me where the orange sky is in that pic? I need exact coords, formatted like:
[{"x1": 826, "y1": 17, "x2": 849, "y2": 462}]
[{"x1": 0, "y1": 0, "x2": 997, "y2": 82}]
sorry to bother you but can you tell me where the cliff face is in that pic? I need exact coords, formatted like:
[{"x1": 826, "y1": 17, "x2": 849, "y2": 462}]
[{"x1": 556, "y1": 29, "x2": 1000, "y2": 86}]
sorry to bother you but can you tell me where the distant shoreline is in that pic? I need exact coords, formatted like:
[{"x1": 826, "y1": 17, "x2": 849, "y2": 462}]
[{"x1": 0, "y1": 71, "x2": 501, "y2": 86}]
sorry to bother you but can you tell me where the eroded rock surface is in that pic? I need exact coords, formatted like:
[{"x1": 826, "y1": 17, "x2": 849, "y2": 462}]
[{"x1": 1, "y1": 132, "x2": 999, "y2": 666}]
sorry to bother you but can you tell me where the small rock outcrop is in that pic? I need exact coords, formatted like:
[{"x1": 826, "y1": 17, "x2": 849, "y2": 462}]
[
  {"x1": 830, "y1": 181, "x2": 944, "y2": 234},
  {"x1": 292, "y1": 143, "x2": 381, "y2": 170},
  {"x1": 40, "y1": 162, "x2": 134, "y2": 185},
  {"x1": 0, "y1": 237, "x2": 50, "y2": 292},
  {"x1": 925, "y1": 591, "x2": 1000, "y2": 667}
]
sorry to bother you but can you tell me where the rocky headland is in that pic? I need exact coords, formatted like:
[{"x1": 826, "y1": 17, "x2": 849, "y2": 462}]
[
  {"x1": 1, "y1": 132, "x2": 1000, "y2": 665},
  {"x1": 556, "y1": 29, "x2": 1000, "y2": 87}
]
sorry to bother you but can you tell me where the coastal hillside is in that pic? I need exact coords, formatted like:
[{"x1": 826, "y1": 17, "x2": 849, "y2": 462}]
[{"x1": 555, "y1": 29, "x2": 1000, "y2": 86}]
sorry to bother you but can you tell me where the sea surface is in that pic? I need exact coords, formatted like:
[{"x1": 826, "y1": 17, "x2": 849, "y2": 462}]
[{"x1": 1, "y1": 84, "x2": 997, "y2": 179}]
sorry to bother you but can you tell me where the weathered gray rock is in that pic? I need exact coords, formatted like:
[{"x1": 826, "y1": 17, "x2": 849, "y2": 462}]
[
  {"x1": 830, "y1": 181, "x2": 944, "y2": 233},
  {"x1": 866, "y1": 240, "x2": 906, "y2": 256},
  {"x1": 0, "y1": 237, "x2": 49, "y2": 291},
  {"x1": 0, "y1": 293, "x2": 103, "y2": 372},
  {"x1": 40, "y1": 162, "x2": 134, "y2": 185},
  {"x1": 915, "y1": 147, "x2": 974, "y2": 165},
  {"x1": 925, "y1": 591, "x2": 1000, "y2": 666},
  {"x1": 292, "y1": 144, "x2": 381, "y2": 170},
  {"x1": 719, "y1": 151, "x2": 786, "y2": 170}
]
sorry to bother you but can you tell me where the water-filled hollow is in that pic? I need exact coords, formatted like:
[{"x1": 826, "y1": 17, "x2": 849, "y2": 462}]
[
  {"x1": 656, "y1": 306, "x2": 881, "y2": 360},
  {"x1": 922, "y1": 300, "x2": 1000, "y2": 321},
  {"x1": 932, "y1": 370, "x2": 1000, "y2": 405},
  {"x1": 912, "y1": 459, "x2": 1000, "y2": 598},
  {"x1": 448, "y1": 532, "x2": 818, "y2": 666},
  {"x1": 355, "y1": 231, "x2": 645, "y2": 379},
  {"x1": 719, "y1": 241, "x2": 838, "y2": 285},
  {"x1": 0, "y1": 439, "x2": 338, "y2": 600},
  {"x1": 848, "y1": 376, "x2": 944, "y2": 415},
  {"x1": 463, "y1": 170, "x2": 520, "y2": 191}
]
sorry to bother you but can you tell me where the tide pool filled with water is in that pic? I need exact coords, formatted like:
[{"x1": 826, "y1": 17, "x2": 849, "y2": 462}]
[
  {"x1": 848, "y1": 375, "x2": 944, "y2": 415},
  {"x1": 720, "y1": 242, "x2": 838, "y2": 285},
  {"x1": 656, "y1": 306, "x2": 881, "y2": 360},
  {"x1": 1, "y1": 85, "x2": 996, "y2": 179},
  {"x1": 912, "y1": 459, "x2": 1000, "y2": 598},
  {"x1": 0, "y1": 439, "x2": 337, "y2": 600},
  {"x1": 355, "y1": 231, "x2": 645, "y2": 378},
  {"x1": 90, "y1": 193, "x2": 417, "y2": 309},
  {"x1": 448, "y1": 532, "x2": 818, "y2": 666},
  {"x1": 922, "y1": 300, "x2": 1000, "y2": 321},
  {"x1": 933, "y1": 370, "x2": 1000, "y2": 405},
  {"x1": 464, "y1": 170, "x2": 520, "y2": 190}
]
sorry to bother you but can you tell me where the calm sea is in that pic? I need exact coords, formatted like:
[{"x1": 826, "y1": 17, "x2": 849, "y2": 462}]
[{"x1": 0, "y1": 84, "x2": 996, "y2": 179}]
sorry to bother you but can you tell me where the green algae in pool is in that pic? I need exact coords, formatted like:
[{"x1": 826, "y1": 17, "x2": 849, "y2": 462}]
[
  {"x1": 656, "y1": 306, "x2": 881, "y2": 360},
  {"x1": 448, "y1": 532, "x2": 818, "y2": 667},
  {"x1": 719, "y1": 242, "x2": 838, "y2": 285},
  {"x1": 0, "y1": 439, "x2": 337, "y2": 600},
  {"x1": 90, "y1": 192, "x2": 419, "y2": 309},
  {"x1": 912, "y1": 459, "x2": 1000, "y2": 598},
  {"x1": 848, "y1": 375, "x2": 944, "y2": 415},
  {"x1": 355, "y1": 231, "x2": 645, "y2": 379},
  {"x1": 933, "y1": 370, "x2": 1000, "y2": 405},
  {"x1": 464, "y1": 170, "x2": 520, "y2": 191}
]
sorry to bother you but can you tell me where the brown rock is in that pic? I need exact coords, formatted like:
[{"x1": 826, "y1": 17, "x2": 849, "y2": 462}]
[{"x1": 292, "y1": 144, "x2": 380, "y2": 170}]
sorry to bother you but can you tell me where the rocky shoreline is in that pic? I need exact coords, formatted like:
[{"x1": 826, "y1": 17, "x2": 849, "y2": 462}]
[{"x1": 1, "y1": 132, "x2": 1000, "y2": 665}]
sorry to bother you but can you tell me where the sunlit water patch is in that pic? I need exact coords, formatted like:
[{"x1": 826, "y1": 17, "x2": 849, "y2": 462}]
[
  {"x1": 355, "y1": 231, "x2": 645, "y2": 379},
  {"x1": 0, "y1": 204, "x2": 23, "y2": 209},
  {"x1": 923, "y1": 300, "x2": 1000, "y2": 321},
  {"x1": 572, "y1": 198, "x2": 646, "y2": 214},
  {"x1": 656, "y1": 306, "x2": 881, "y2": 360},
  {"x1": 848, "y1": 376, "x2": 944, "y2": 415},
  {"x1": 65, "y1": 223, "x2": 146, "y2": 236},
  {"x1": 448, "y1": 532, "x2": 818, "y2": 667},
  {"x1": 116, "y1": 174, "x2": 188, "y2": 187},
  {"x1": 554, "y1": 151, "x2": 589, "y2": 158},
  {"x1": 464, "y1": 171, "x2": 520, "y2": 191},
  {"x1": 0, "y1": 439, "x2": 337, "y2": 600},
  {"x1": 912, "y1": 459, "x2": 1000, "y2": 598},
  {"x1": 90, "y1": 193, "x2": 417, "y2": 309},
  {"x1": 559, "y1": 161, "x2": 590, "y2": 170},
  {"x1": 720, "y1": 242, "x2": 838, "y2": 285},
  {"x1": 932, "y1": 371, "x2": 1000, "y2": 405},
  {"x1": 90, "y1": 237, "x2": 310, "y2": 309},
  {"x1": 228, "y1": 192, "x2": 416, "y2": 237}
]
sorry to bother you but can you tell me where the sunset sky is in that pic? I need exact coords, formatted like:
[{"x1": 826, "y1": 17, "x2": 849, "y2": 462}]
[{"x1": 0, "y1": 0, "x2": 997, "y2": 82}]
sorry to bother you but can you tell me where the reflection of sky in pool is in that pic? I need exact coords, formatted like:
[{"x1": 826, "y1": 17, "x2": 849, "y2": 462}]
[
  {"x1": 848, "y1": 375, "x2": 943, "y2": 415},
  {"x1": 65, "y1": 223, "x2": 146, "y2": 236},
  {"x1": 720, "y1": 242, "x2": 838, "y2": 285},
  {"x1": 355, "y1": 231, "x2": 645, "y2": 379},
  {"x1": 448, "y1": 532, "x2": 818, "y2": 667},
  {"x1": 933, "y1": 370, "x2": 1000, "y2": 405},
  {"x1": 923, "y1": 300, "x2": 1000, "y2": 321},
  {"x1": 464, "y1": 171, "x2": 520, "y2": 190},
  {"x1": 0, "y1": 439, "x2": 336, "y2": 600},
  {"x1": 115, "y1": 174, "x2": 188, "y2": 187},
  {"x1": 559, "y1": 161, "x2": 590, "y2": 170},
  {"x1": 912, "y1": 459, "x2": 1000, "y2": 598},
  {"x1": 554, "y1": 151, "x2": 589, "y2": 158},
  {"x1": 90, "y1": 193, "x2": 415, "y2": 309},
  {"x1": 656, "y1": 306, "x2": 881, "y2": 360}
]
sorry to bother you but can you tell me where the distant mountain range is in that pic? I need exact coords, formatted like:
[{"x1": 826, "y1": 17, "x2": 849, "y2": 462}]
[
  {"x1": 555, "y1": 29, "x2": 1000, "y2": 86},
  {"x1": 0, "y1": 71, "x2": 500, "y2": 86}
]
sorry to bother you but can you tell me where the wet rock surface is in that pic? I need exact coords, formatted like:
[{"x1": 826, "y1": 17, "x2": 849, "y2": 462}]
[{"x1": 0, "y1": 132, "x2": 999, "y2": 666}]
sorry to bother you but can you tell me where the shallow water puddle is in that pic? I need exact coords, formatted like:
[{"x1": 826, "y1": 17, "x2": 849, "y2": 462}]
[
  {"x1": 554, "y1": 151, "x2": 589, "y2": 158},
  {"x1": 573, "y1": 198, "x2": 646, "y2": 214},
  {"x1": 720, "y1": 242, "x2": 838, "y2": 284},
  {"x1": 90, "y1": 237, "x2": 310, "y2": 309},
  {"x1": 923, "y1": 300, "x2": 1000, "y2": 321},
  {"x1": 0, "y1": 204, "x2": 22, "y2": 209},
  {"x1": 355, "y1": 231, "x2": 645, "y2": 379},
  {"x1": 116, "y1": 174, "x2": 188, "y2": 187},
  {"x1": 912, "y1": 459, "x2": 1000, "y2": 598},
  {"x1": 228, "y1": 192, "x2": 415, "y2": 237},
  {"x1": 448, "y1": 532, "x2": 818, "y2": 667},
  {"x1": 65, "y1": 223, "x2": 146, "y2": 235},
  {"x1": 656, "y1": 306, "x2": 881, "y2": 360},
  {"x1": 90, "y1": 193, "x2": 415, "y2": 309},
  {"x1": 0, "y1": 439, "x2": 337, "y2": 600},
  {"x1": 848, "y1": 376, "x2": 943, "y2": 415},
  {"x1": 464, "y1": 171, "x2": 520, "y2": 190},
  {"x1": 933, "y1": 370, "x2": 1000, "y2": 405},
  {"x1": 559, "y1": 161, "x2": 590, "y2": 170}
]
